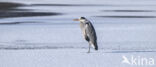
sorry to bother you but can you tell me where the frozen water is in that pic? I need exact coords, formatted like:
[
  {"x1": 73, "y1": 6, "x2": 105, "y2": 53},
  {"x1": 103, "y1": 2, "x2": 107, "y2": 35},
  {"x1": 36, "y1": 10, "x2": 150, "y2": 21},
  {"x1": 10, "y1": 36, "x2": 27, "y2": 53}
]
[{"x1": 0, "y1": 0, "x2": 156, "y2": 67}]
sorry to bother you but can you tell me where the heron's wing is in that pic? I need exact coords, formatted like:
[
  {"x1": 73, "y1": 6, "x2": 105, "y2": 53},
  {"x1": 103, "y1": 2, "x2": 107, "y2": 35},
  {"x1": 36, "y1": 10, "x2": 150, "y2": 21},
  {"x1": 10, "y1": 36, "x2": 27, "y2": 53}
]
[
  {"x1": 85, "y1": 21, "x2": 98, "y2": 50},
  {"x1": 85, "y1": 21, "x2": 97, "y2": 41}
]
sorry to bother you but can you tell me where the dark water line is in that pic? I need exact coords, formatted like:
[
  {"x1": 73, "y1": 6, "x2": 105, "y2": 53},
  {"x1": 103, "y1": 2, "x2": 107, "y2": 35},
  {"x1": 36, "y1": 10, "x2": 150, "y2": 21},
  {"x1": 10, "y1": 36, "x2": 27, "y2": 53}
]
[
  {"x1": 29, "y1": 4, "x2": 115, "y2": 6},
  {"x1": 102, "y1": 10, "x2": 156, "y2": 12},
  {"x1": 95, "y1": 16, "x2": 156, "y2": 18},
  {"x1": 0, "y1": 12, "x2": 63, "y2": 18},
  {"x1": 29, "y1": 4, "x2": 156, "y2": 7}
]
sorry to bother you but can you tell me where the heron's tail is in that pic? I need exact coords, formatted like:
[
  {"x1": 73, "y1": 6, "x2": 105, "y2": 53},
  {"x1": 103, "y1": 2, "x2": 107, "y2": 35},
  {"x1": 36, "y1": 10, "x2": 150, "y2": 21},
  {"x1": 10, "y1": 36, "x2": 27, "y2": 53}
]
[{"x1": 94, "y1": 42, "x2": 98, "y2": 50}]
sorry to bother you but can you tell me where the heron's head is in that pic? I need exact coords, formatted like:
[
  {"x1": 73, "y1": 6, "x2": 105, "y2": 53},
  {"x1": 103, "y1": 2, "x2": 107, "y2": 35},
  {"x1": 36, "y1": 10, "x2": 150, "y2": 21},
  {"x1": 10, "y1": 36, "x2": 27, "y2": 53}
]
[{"x1": 73, "y1": 17, "x2": 87, "y2": 23}]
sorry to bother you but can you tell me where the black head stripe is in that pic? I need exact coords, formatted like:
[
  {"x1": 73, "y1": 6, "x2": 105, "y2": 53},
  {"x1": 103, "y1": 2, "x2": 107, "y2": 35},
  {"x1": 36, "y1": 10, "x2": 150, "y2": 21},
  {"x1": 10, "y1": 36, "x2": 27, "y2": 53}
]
[{"x1": 80, "y1": 17, "x2": 86, "y2": 19}]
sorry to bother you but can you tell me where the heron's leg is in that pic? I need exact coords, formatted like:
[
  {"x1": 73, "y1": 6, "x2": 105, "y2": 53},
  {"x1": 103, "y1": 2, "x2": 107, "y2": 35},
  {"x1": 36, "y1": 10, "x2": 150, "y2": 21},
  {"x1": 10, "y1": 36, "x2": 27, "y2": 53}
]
[{"x1": 87, "y1": 44, "x2": 90, "y2": 53}]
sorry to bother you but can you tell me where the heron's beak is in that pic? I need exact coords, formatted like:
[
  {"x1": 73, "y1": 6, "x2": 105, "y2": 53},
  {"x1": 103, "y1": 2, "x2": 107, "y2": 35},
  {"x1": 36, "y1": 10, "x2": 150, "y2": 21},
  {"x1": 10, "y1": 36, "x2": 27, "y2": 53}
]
[{"x1": 73, "y1": 19, "x2": 80, "y2": 21}]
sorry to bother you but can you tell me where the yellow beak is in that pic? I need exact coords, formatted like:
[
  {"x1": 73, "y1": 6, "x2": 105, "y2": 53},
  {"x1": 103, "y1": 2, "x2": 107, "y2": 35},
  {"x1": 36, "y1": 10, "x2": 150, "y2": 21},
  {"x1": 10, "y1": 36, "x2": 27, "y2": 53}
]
[{"x1": 73, "y1": 19, "x2": 80, "y2": 21}]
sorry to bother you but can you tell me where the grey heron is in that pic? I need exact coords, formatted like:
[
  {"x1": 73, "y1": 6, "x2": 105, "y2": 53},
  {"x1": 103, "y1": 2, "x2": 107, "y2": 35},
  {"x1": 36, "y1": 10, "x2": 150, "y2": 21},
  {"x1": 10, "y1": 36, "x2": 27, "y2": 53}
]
[{"x1": 73, "y1": 17, "x2": 98, "y2": 53}]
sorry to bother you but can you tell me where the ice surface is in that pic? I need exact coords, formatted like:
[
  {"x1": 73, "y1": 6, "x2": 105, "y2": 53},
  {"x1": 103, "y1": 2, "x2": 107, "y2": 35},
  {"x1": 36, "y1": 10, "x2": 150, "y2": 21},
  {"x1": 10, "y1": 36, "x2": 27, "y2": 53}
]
[
  {"x1": 0, "y1": 49, "x2": 156, "y2": 67},
  {"x1": 0, "y1": 0, "x2": 156, "y2": 67}
]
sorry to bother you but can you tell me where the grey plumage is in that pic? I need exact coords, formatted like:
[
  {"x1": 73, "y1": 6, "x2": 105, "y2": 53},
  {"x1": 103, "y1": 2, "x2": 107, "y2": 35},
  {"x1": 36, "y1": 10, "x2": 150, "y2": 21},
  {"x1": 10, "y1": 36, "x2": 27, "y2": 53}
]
[{"x1": 73, "y1": 17, "x2": 98, "y2": 53}]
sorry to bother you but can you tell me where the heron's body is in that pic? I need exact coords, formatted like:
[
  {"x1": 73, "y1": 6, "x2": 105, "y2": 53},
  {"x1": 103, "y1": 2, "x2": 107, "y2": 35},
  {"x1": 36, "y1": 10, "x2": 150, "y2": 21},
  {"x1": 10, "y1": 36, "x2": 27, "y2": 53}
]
[{"x1": 74, "y1": 17, "x2": 98, "y2": 53}]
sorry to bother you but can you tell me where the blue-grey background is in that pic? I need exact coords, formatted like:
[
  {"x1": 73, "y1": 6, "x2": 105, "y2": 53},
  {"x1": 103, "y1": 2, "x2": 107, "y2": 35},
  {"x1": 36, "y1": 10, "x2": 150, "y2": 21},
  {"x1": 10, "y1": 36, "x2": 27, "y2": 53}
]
[{"x1": 0, "y1": 0, "x2": 156, "y2": 67}]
